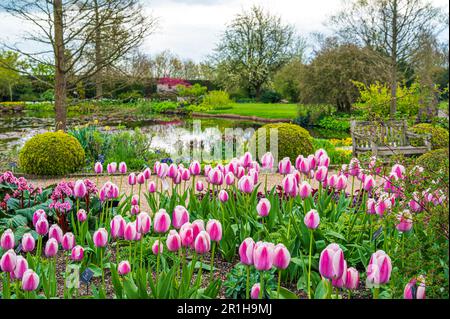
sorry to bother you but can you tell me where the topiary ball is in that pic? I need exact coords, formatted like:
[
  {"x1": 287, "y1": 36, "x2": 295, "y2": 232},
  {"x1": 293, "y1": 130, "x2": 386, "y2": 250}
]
[
  {"x1": 415, "y1": 148, "x2": 449, "y2": 173},
  {"x1": 19, "y1": 131, "x2": 85, "y2": 176},
  {"x1": 251, "y1": 123, "x2": 313, "y2": 161},
  {"x1": 410, "y1": 123, "x2": 449, "y2": 150}
]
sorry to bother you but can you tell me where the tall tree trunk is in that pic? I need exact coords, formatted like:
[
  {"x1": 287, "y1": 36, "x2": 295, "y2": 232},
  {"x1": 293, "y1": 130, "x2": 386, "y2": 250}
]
[
  {"x1": 54, "y1": 0, "x2": 67, "y2": 131},
  {"x1": 8, "y1": 83, "x2": 13, "y2": 101},
  {"x1": 389, "y1": 0, "x2": 398, "y2": 118},
  {"x1": 94, "y1": 0, "x2": 103, "y2": 99}
]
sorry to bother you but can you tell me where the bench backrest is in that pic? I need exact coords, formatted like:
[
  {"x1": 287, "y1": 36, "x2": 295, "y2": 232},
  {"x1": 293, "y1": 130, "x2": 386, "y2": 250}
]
[{"x1": 350, "y1": 120, "x2": 409, "y2": 148}]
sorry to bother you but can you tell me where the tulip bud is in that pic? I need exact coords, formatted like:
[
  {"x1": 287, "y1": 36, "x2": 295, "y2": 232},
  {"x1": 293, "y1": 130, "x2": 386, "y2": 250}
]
[
  {"x1": 137, "y1": 173, "x2": 145, "y2": 185},
  {"x1": 154, "y1": 209, "x2": 171, "y2": 233},
  {"x1": 238, "y1": 175, "x2": 254, "y2": 194},
  {"x1": 22, "y1": 269, "x2": 39, "y2": 291},
  {"x1": 345, "y1": 267, "x2": 359, "y2": 290},
  {"x1": 396, "y1": 210, "x2": 413, "y2": 233},
  {"x1": 119, "y1": 162, "x2": 127, "y2": 174},
  {"x1": 366, "y1": 250, "x2": 392, "y2": 287},
  {"x1": 225, "y1": 172, "x2": 235, "y2": 186},
  {"x1": 166, "y1": 230, "x2": 182, "y2": 252},
  {"x1": 282, "y1": 174, "x2": 298, "y2": 197},
  {"x1": 315, "y1": 166, "x2": 328, "y2": 183},
  {"x1": 278, "y1": 157, "x2": 292, "y2": 175},
  {"x1": 110, "y1": 215, "x2": 125, "y2": 239},
  {"x1": 94, "y1": 162, "x2": 103, "y2": 174},
  {"x1": 44, "y1": 238, "x2": 58, "y2": 257},
  {"x1": 148, "y1": 181, "x2": 156, "y2": 193},
  {"x1": 404, "y1": 277, "x2": 426, "y2": 299},
  {"x1": 93, "y1": 228, "x2": 108, "y2": 247},
  {"x1": 107, "y1": 162, "x2": 117, "y2": 174},
  {"x1": 180, "y1": 222, "x2": 194, "y2": 247},
  {"x1": 0, "y1": 249, "x2": 16, "y2": 272},
  {"x1": 118, "y1": 260, "x2": 131, "y2": 275},
  {"x1": 304, "y1": 209, "x2": 320, "y2": 230},
  {"x1": 189, "y1": 161, "x2": 201, "y2": 176},
  {"x1": 35, "y1": 216, "x2": 49, "y2": 236},
  {"x1": 77, "y1": 209, "x2": 87, "y2": 222},
  {"x1": 32, "y1": 209, "x2": 47, "y2": 227},
  {"x1": 367, "y1": 198, "x2": 376, "y2": 214},
  {"x1": 195, "y1": 181, "x2": 204, "y2": 192},
  {"x1": 253, "y1": 241, "x2": 274, "y2": 271},
  {"x1": 239, "y1": 238, "x2": 255, "y2": 265},
  {"x1": 194, "y1": 231, "x2": 211, "y2": 254},
  {"x1": 319, "y1": 243, "x2": 345, "y2": 280},
  {"x1": 13, "y1": 256, "x2": 28, "y2": 280},
  {"x1": 332, "y1": 260, "x2": 347, "y2": 288},
  {"x1": 298, "y1": 181, "x2": 312, "y2": 199},
  {"x1": 218, "y1": 190, "x2": 229, "y2": 203},
  {"x1": 363, "y1": 175, "x2": 375, "y2": 191},
  {"x1": 1, "y1": 229, "x2": 15, "y2": 250},
  {"x1": 131, "y1": 205, "x2": 140, "y2": 215},
  {"x1": 250, "y1": 283, "x2": 261, "y2": 299},
  {"x1": 128, "y1": 173, "x2": 137, "y2": 186},
  {"x1": 206, "y1": 219, "x2": 222, "y2": 242},
  {"x1": 152, "y1": 240, "x2": 163, "y2": 255},
  {"x1": 336, "y1": 175, "x2": 347, "y2": 191},
  {"x1": 273, "y1": 243, "x2": 291, "y2": 270},
  {"x1": 124, "y1": 222, "x2": 137, "y2": 241},
  {"x1": 71, "y1": 245, "x2": 84, "y2": 261},
  {"x1": 136, "y1": 212, "x2": 152, "y2": 234},
  {"x1": 22, "y1": 233, "x2": 35, "y2": 253},
  {"x1": 328, "y1": 174, "x2": 337, "y2": 189},
  {"x1": 208, "y1": 168, "x2": 224, "y2": 186},
  {"x1": 48, "y1": 224, "x2": 63, "y2": 243},
  {"x1": 261, "y1": 152, "x2": 274, "y2": 171},
  {"x1": 62, "y1": 232, "x2": 75, "y2": 251},
  {"x1": 256, "y1": 198, "x2": 271, "y2": 217},
  {"x1": 74, "y1": 180, "x2": 87, "y2": 198}
]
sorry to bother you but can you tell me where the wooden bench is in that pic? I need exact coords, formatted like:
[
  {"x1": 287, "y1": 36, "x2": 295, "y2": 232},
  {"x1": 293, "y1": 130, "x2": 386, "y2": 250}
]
[{"x1": 350, "y1": 120, "x2": 431, "y2": 157}]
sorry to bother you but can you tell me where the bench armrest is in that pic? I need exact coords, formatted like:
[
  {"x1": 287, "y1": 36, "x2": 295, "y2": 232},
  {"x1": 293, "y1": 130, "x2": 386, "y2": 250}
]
[{"x1": 406, "y1": 131, "x2": 432, "y2": 149}]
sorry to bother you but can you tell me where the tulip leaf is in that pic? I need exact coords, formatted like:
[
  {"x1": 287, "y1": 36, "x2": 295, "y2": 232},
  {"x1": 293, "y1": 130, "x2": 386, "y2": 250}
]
[
  {"x1": 270, "y1": 287, "x2": 298, "y2": 299},
  {"x1": 123, "y1": 276, "x2": 140, "y2": 299},
  {"x1": 314, "y1": 278, "x2": 330, "y2": 299}
]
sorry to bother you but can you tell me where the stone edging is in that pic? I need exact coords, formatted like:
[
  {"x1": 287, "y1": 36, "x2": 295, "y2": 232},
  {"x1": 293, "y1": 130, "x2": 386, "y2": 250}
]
[{"x1": 192, "y1": 112, "x2": 292, "y2": 123}]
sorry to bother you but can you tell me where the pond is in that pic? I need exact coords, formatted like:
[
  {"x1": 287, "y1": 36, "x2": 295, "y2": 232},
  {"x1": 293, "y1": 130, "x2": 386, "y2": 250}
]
[{"x1": 0, "y1": 110, "x2": 349, "y2": 167}]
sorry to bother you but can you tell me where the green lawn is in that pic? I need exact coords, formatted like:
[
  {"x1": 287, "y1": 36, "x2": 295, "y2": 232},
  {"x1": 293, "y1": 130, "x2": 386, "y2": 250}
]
[{"x1": 205, "y1": 103, "x2": 298, "y2": 119}]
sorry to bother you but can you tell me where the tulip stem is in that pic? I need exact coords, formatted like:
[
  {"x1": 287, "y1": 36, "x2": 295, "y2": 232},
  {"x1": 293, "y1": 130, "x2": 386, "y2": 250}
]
[
  {"x1": 373, "y1": 287, "x2": 379, "y2": 299},
  {"x1": 140, "y1": 237, "x2": 144, "y2": 271},
  {"x1": 3, "y1": 272, "x2": 10, "y2": 299},
  {"x1": 277, "y1": 269, "x2": 281, "y2": 299},
  {"x1": 100, "y1": 247, "x2": 105, "y2": 297},
  {"x1": 209, "y1": 242, "x2": 216, "y2": 283},
  {"x1": 307, "y1": 229, "x2": 313, "y2": 299},
  {"x1": 129, "y1": 241, "x2": 132, "y2": 262},
  {"x1": 156, "y1": 236, "x2": 161, "y2": 297},
  {"x1": 245, "y1": 266, "x2": 250, "y2": 299},
  {"x1": 197, "y1": 255, "x2": 204, "y2": 288},
  {"x1": 259, "y1": 271, "x2": 264, "y2": 299}
]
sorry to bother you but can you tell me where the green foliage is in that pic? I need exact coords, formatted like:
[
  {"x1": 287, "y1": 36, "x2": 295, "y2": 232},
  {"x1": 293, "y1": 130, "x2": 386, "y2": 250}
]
[
  {"x1": 177, "y1": 83, "x2": 208, "y2": 98},
  {"x1": 200, "y1": 90, "x2": 231, "y2": 110},
  {"x1": 260, "y1": 90, "x2": 282, "y2": 103},
  {"x1": 317, "y1": 116, "x2": 350, "y2": 132},
  {"x1": 273, "y1": 58, "x2": 303, "y2": 102},
  {"x1": 117, "y1": 90, "x2": 143, "y2": 103},
  {"x1": 68, "y1": 124, "x2": 109, "y2": 166},
  {"x1": 19, "y1": 131, "x2": 85, "y2": 176},
  {"x1": 410, "y1": 123, "x2": 449, "y2": 150},
  {"x1": 251, "y1": 123, "x2": 313, "y2": 161},
  {"x1": 40, "y1": 89, "x2": 54, "y2": 101},
  {"x1": 295, "y1": 104, "x2": 337, "y2": 127},
  {"x1": 312, "y1": 139, "x2": 352, "y2": 164},
  {"x1": 150, "y1": 101, "x2": 178, "y2": 113},
  {"x1": 416, "y1": 148, "x2": 449, "y2": 173}
]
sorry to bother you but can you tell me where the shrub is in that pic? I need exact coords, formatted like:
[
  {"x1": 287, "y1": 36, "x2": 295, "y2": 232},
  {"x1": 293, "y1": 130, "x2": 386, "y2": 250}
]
[
  {"x1": 19, "y1": 131, "x2": 85, "y2": 176},
  {"x1": 312, "y1": 139, "x2": 352, "y2": 165},
  {"x1": 416, "y1": 148, "x2": 449, "y2": 173},
  {"x1": 150, "y1": 101, "x2": 178, "y2": 113},
  {"x1": 317, "y1": 116, "x2": 350, "y2": 132},
  {"x1": 117, "y1": 90, "x2": 143, "y2": 103},
  {"x1": 260, "y1": 90, "x2": 282, "y2": 103},
  {"x1": 200, "y1": 90, "x2": 231, "y2": 110},
  {"x1": 294, "y1": 104, "x2": 336, "y2": 127},
  {"x1": 251, "y1": 123, "x2": 313, "y2": 161},
  {"x1": 410, "y1": 123, "x2": 449, "y2": 150}
]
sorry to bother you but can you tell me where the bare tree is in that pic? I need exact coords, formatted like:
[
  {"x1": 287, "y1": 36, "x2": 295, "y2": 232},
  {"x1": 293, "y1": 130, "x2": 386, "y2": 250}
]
[
  {"x1": 330, "y1": 0, "x2": 445, "y2": 117},
  {"x1": 0, "y1": 0, "x2": 157, "y2": 130}
]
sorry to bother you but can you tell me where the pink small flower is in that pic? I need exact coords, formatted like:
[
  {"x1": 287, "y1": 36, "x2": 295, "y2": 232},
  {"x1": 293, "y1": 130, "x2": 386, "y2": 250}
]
[
  {"x1": 62, "y1": 232, "x2": 75, "y2": 251},
  {"x1": 206, "y1": 219, "x2": 222, "y2": 242},
  {"x1": 195, "y1": 181, "x2": 204, "y2": 192},
  {"x1": 251, "y1": 283, "x2": 261, "y2": 299},
  {"x1": 273, "y1": 243, "x2": 290, "y2": 270},
  {"x1": 93, "y1": 228, "x2": 108, "y2": 247},
  {"x1": 152, "y1": 240, "x2": 163, "y2": 255},
  {"x1": 304, "y1": 209, "x2": 320, "y2": 230},
  {"x1": 77, "y1": 209, "x2": 87, "y2": 222},
  {"x1": 166, "y1": 230, "x2": 182, "y2": 252},
  {"x1": 21, "y1": 233, "x2": 35, "y2": 252},
  {"x1": 256, "y1": 198, "x2": 271, "y2": 217},
  {"x1": 218, "y1": 190, "x2": 229, "y2": 203},
  {"x1": 44, "y1": 238, "x2": 58, "y2": 257},
  {"x1": 71, "y1": 245, "x2": 84, "y2": 261},
  {"x1": 118, "y1": 260, "x2": 131, "y2": 275},
  {"x1": 391, "y1": 164, "x2": 405, "y2": 179},
  {"x1": 154, "y1": 209, "x2": 171, "y2": 233},
  {"x1": 119, "y1": 162, "x2": 127, "y2": 174},
  {"x1": 194, "y1": 231, "x2": 211, "y2": 254},
  {"x1": 94, "y1": 162, "x2": 103, "y2": 174},
  {"x1": 73, "y1": 180, "x2": 87, "y2": 198},
  {"x1": 1, "y1": 229, "x2": 14, "y2": 250}
]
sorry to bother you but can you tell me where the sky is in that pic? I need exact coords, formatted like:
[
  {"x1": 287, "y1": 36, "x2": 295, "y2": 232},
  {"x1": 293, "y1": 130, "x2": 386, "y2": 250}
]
[{"x1": 1, "y1": 0, "x2": 449, "y2": 62}]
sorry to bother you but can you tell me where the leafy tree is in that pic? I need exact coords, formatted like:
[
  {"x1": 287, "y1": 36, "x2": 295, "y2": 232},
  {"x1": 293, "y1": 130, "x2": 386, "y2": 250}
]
[
  {"x1": 298, "y1": 43, "x2": 389, "y2": 112},
  {"x1": 0, "y1": 51, "x2": 23, "y2": 101},
  {"x1": 273, "y1": 58, "x2": 304, "y2": 102},
  {"x1": 214, "y1": 5, "x2": 297, "y2": 99}
]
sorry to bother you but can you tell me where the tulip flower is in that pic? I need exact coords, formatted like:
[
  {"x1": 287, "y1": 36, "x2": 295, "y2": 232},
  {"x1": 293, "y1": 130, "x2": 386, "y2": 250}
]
[
  {"x1": 166, "y1": 230, "x2": 182, "y2": 252},
  {"x1": 167, "y1": 164, "x2": 178, "y2": 179},
  {"x1": 118, "y1": 162, "x2": 127, "y2": 174},
  {"x1": 345, "y1": 267, "x2": 359, "y2": 292},
  {"x1": 194, "y1": 231, "x2": 211, "y2": 254},
  {"x1": 49, "y1": 224, "x2": 63, "y2": 243},
  {"x1": 319, "y1": 155, "x2": 330, "y2": 168},
  {"x1": 205, "y1": 219, "x2": 222, "y2": 242},
  {"x1": 136, "y1": 212, "x2": 152, "y2": 234},
  {"x1": 35, "y1": 216, "x2": 49, "y2": 236},
  {"x1": 363, "y1": 175, "x2": 375, "y2": 191},
  {"x1": 189, "y1": 161, "x2": 201, "y2": 175},
  {"x1": 62, "y1": 232, "x2": 75, "y2": 251},
  {"x1": 250, "y1": 283, "x2": 261, "y2": 299},
  {"x1": 336, "y1": 175, "x2": 347, "y2": 191},
  {"x1": 208, "y1": 168, "x2": 224, "y2": 185},
  {"x1": 32, "y1": 209, "x2": 46, "y2": 227},
  {"x1": 131, "y1": 205, "x2": 140, "y2": 215},
  {"x1": 253, "y1": 242, "x2": 274, "y2": 271},
  {"x1": 273, "y1": 244, "x2": 290, "y2": 270},
  {"x1": 238, "y1": 175, "x2": 254, "y2": 194},
  {"x1": 44, "y1": 238, "x2": 58, "y2": 258},
  {"x1": 366, "y1": 250, "x2": 392, "y2": 295},
  {"x1": 282, "y1": 174, "x2": 298, "y2": 197},
  {"x1": 180, "y1": 223, "x2": 194, "y2": 247},
  {"x1": 191, "y1": 219, "x2": 205, "y2": 242},
  {"x1": 315, "y1": 165, "x2": 328, "y2": 183},
  {"x1": 154, "y1": 209, "x2": 171, "y2": 233},
  {"x1": 73, "y1": 180, "x2": 87, "y2": 198},
  {"x1": 118, "y1": 260, "x2": 131, "y2": 275},
  {"x1": 236, "y1": 166, "x2": 245, "y2": 179},
  {"x1": 147, "y1": 181, "x2": 156, "y2": 193},
  {"x1": 131, "y1": 195, "x2": 139, "y2": 206},
  {"x1": 152, "y1": 240, "x2": 163, "y2": 255},
  {"x1": 110, "y1": 215, "x2": 125, "y2": 239},
  {"x1": 0, "y1": 249, "x2": 16, "y2": 273},
  {"x1": 367, "y1": 199, "x2": 376, "y2": 214},
  {"x1": 128, "y1": 173, "x2": 137, "y2": 186},
  {"x1": 278, "y1": 157, "x2": 292, "y2": 175},
  {"x1": 1, "y1": 229, "x2": 14, "y2": 250},
  {"x1": 13, "y1": 256, "x2": 28, "y2": 280},
  {"x1": 71, "y1": 245, "x2": 84, "y2": 261},
  {"x1": 248, "y1": 168, "x2": 259, "y2": 185},
  {"x1": 261, "y1": 152, "x2": 274, "y2": 171},
  {"x1": 319, "y1": 243, "x2": 345, "y2": 280},
  {"x1": 22, "y1": 233, "x2": 35, "y2": 253},
  {"x1": 107, "y1": 162, "x2": 117, "y2": 174},
  {"x1": 195, "y1": 181, "x2": 204, "y2": 192},
  {"x1": 255, "y1": 198, "x2": 270, "y2": 218},
  {"x1": 22, "y1": 269, "x2": 39, "y2": 292},
  {"x1": 304, "y1": 209, "x2": 320, "y2": 230},
  {"x1": 225, "y1": 172, "x2": 235, "y2": 186},
  {"x1": 391, "y1": 164, "x2": 405, "y2": 179},
  {"x1": 137, "y1": 173, "x2": 145, "y2": 185},
  {"x1": 124, "y1": 222, "x2": 137, "y2": 241},
  {"x1": 404, "y1": 277, "x2": 426, "y2": 299},
  {"x1": 409, "y1": 198, "x2": 423, "y2": 213},
  {"x1": 396, "y1": 210, "x2": 413, "y2": 233},
  {"x1": 218, "y1": 189, "x2": 229, "y2": 203},
  {"x1": 299, "y1": 181, "x2": 312, "y2": 199},
  {"x1": 77, "y1": 209, "x2": 87, "y2": 222},
  {"x1": 94, "y1": 162, "x2": 103, "y2": 174},
  {"x1": 93, "y1": 228, "x2": 108, "y2": 247}
]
